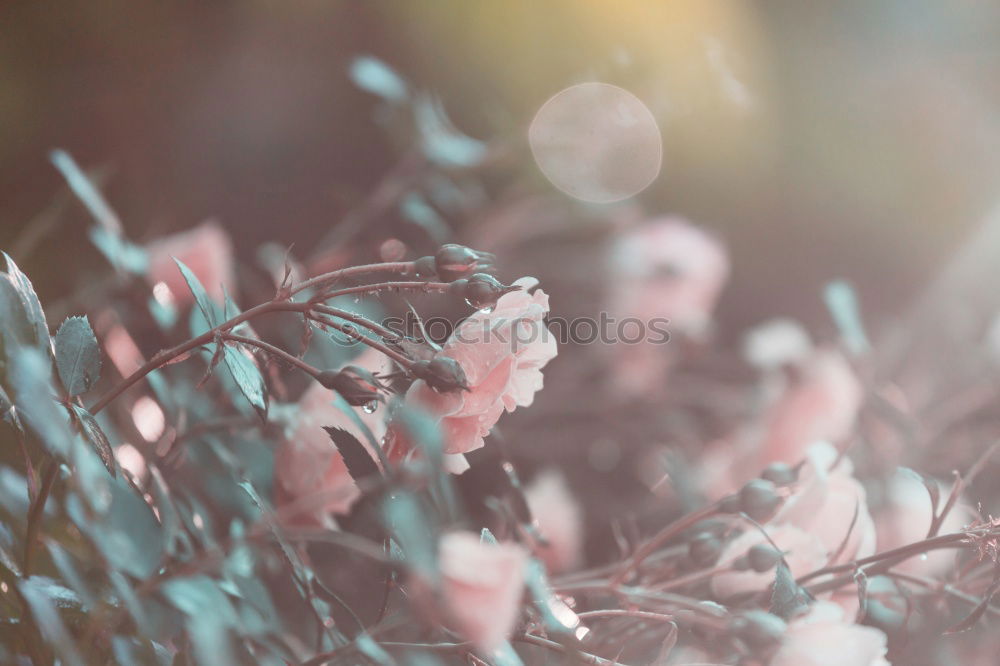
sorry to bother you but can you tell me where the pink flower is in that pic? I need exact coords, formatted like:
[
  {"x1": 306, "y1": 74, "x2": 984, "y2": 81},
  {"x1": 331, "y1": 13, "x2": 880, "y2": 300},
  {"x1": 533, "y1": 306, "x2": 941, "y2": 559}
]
[
  {"x1": 875, "y1": 468, "x2": 972, "y2": 577},
  {"x1": 146, "y1": 221, "x2": 235, "y2": 307},
  {"x1": 274, "y1": 351, "x2": 389, "y2": 526},
  {"x1": 438, "y1": 531, "x2": 528, "y2": 652},
  {"x1": 771, "y1": 601, "x2": 890, "y2": 666},
  {"x1": 605, "y1": 217, "x2": 728, "y2": 398},
  {"x1": 524, "y1": 471, "x2": 584, "y2": 574},
  {"x1": 701, "y1": 348, "x2": 862, "y2": 497},
  {"x1": 403, "y1": 277, "x2": 557, "y2": 455}
]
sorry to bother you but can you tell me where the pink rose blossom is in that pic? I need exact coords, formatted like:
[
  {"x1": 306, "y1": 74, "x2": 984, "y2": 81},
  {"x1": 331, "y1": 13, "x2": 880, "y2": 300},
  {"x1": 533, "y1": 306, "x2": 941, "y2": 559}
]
[
  {"x1": 438, "y1": 531, "x2": 528, "y2": 652},
  {"x1": 274, "y1": 351, "x2": 389, "y2": 526},
  {"x1": 875, "y1": 467, "x2": 972, "y2": 577},
  {"x1": 605, "y1": 217, "x2": 729, "y2": 398},
  {"x1": 524, "y1": 471, "x2": 584, "y2": 574},
  {"x1": 146, "y1": 221, "x2": 235, "y2": 307},
  {"x1": 771, "y1": 601, "x2": 890, "y2": 666},
  {"x1": 403, "y1": 277, "x2": 557, "y2": 455}
]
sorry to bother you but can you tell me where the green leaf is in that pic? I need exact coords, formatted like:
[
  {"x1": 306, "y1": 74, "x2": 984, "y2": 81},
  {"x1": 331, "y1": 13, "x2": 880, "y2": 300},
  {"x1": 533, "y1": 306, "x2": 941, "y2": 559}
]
[
  {"x1": 2, "y1": 252, "x2": 51, "y2": 350},
  {"x1": 222, "y1": 343, "x2": 267, "y2": 421},
  {"x1": 55, "y1": 316, "x2": 101, "y2": 396},
  {"x1": 324, "y1": 426, "x2": 379, "y2": 484},
  {"x1": 18, "y1": 576, "x2": 85, "y2": 666},
  {"x1": 9, "y1": 348, "x2": 73, "y2": 456},
  {"x1": 173, "y1": 258, "x2": 218, "y2": 327},
  {"x1": 69, "y1": 404, "x2": 116, "y2": 477},
  {"x1": 769, "y1": 561, "x2": 810, "y2": 620},
  {"x1": 349, "y1": 56, "x2": 408, "y2": 103}
]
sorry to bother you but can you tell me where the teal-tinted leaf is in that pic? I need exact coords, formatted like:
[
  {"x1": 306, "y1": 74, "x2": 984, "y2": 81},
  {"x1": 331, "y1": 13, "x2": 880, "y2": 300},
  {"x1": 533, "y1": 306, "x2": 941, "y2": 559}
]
[
  {"x1": 0, "y1": 384, "x2": 21, "y2": 432},
  {"x1": 50, "y1": 150, "x2": 122, "y2": 234},
  {"x1": 324, "y1": 426, "x2": 379, "y2": 484},
  {"x1": 525, "y1": 559, "x2": 577, "y2": 635},
  {"x1": 161, "y1": 576, "x2": 237, "y2": 665},
  {"x1": 46, "y1": 541, "x2": 98, "y2": 609},
  {"x1": 9, "y1": 348, "x2": 73, "y2": 456},
  {"x1": 824, "y1": 280, "x2": 870, "y2": 356},
  {"x1": 108, "y1": 570, "x2": 153, "y2": 635},
  {"x1": 67, "y1": 477, "x2": 164, "y2": 579},
  {"x1": 769, "y1": 561, "x2": 810, "y2": 620},
  {"x1": 401, "y1": 193, "x2": 449, "y2": 244},
  {"x1": 173, "y1": 258, "x2": 218, "y2": 327},
  {"x1": 349, "y1": 56, "x2": 408, "y2": 103},
  {"x1": 19, "y1": 576, "x2": 85, "y2": 666},
  {"x1": 148, "y1": 465, "x2": 187, "y2": 557},
  {"x1": 489, "y1": 642, "x2": 525, "y2": 666},
  {"x1": 382, "y1": 492, "x2": 437, "y2": 580},
  {"x1": 88, "y1": 226, "x2": 149, "y2": 275},
  {"x1": 222, "y1": 343, "x2": 267, "y2": 421},
  {"x1": 55, "y1": 316, "x2": 101, "y2": 396},
  {"x1": 70, "y1": 405, "x2": 118, "y2": 476},
  {"x1": 3, "y1": 253, "x2": 50, "y2": 355},
  {"x1": 415, "y1": 95, "x2": 488, "y2": 167}
]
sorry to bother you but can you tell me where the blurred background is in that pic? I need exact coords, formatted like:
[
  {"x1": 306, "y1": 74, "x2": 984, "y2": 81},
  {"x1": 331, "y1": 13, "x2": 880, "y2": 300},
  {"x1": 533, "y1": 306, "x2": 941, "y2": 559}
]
[{"x1": 5, "y1": 2, "x2": 1000, "y2": 662}]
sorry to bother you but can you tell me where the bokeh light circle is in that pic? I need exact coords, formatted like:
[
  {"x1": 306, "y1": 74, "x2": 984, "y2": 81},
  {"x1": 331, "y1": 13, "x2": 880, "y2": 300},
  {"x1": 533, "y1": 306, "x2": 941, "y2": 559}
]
[{"x1": 529, "y1": 82, "x2": 662, "y2": 204}]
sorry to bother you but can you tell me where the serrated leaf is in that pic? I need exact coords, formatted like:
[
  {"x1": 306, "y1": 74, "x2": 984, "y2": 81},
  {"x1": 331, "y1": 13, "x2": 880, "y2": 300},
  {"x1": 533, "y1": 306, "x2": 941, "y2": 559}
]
[
  {"x1": 69, "y1": 404, "x2": 116, "y2": 477},
  {"x1": 3, "y1": 252, "x2": 51, "y2": 350},
  {"x1": 173, "y1": 258, "x2": 218, "y2": 327},
  {"x1": 222, "y1": 343, "x2": 267, "y2": 421},
  {"x1": 55, "y1": 316, "x2": 101, "y2": 396},
  {"x1": 769, "y1": 561, "x2": 810, "y2": 620},
  {"x1": 324, "y1": 426, "x2": 380, "y2": 484}
]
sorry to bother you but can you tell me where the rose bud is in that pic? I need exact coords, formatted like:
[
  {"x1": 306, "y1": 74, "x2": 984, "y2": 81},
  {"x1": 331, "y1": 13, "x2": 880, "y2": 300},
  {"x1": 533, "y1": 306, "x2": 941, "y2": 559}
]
[
  {"x1": 411, "y1": 357, "x2": 470, "y2": 392},
  {"x1": 451, "y1": 273, "x2": 520, "y2": 311},
  {"x1": 761, "y1": 462, "x2": 798, "y2": 486},
  {"x1": 719, "y1": 494, "x2": 742, "y2": 514},
  {"x1": 316, "y1": 365, "x2": 386, "y2": 406},
  {"x1": 688, "y1": 532, "x2": 722, "y2": 566},
  {"x1": 747, "y1": 543, "x2": 782, "y2": 572},
  {"x1": 413, "y1": 255, "x2": 437, "y2": 278},
  {"x1": 739, "y1": 479, "x2": 782, "y2": 522},
  {"x1": 731, "y1": 610, "x2": 787, "y2": 650},
  {"x1": 434, "y1": 244, "x2": 496, "y2": 282}
]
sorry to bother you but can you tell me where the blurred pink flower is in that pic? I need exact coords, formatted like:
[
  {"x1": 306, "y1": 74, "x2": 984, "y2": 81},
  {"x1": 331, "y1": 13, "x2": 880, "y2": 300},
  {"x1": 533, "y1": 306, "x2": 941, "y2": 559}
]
[
  {"x1": 146, "y1": 221, "x2": 235, "y2": 307},
  {"x1": 274, "y1": 351, "x2": 388, "y2": 526},
  {"x1": 771, "y1": 601, "x2": 890, "y2": 666},
  {"x1": 875, "y1": 467, "x2": 972, "y2": 577},
  {"x1": 701, "y1": 348, "x2": 862, "y2": 496},
  {"x1": 524, "y1": 471, "x2": 584, "y2": 574},
  {"x1": 403, "y1": 277, "x2": 557, "y2": 454},
  {"x1": 605, "y1": 216, "x2": 728, "y2": 398},
  {"x1": 438, "y1": 531, "x2": 528, "y2": 652}
]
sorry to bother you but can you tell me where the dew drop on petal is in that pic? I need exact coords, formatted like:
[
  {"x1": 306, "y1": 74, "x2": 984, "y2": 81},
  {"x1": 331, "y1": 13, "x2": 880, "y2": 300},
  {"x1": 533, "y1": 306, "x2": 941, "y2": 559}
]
[{"x1": 363, "y1": 401, "x2": 378, "y2": 414}]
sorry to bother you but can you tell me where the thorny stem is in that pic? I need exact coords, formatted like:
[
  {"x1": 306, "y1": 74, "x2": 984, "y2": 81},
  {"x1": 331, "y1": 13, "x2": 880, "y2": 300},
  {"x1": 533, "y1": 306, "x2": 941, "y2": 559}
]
[
  {"x1": 315, "y1": 280, "x2": 451, "y2": 301},
  {"x1": 886, "y1": 571, "x2": 1000, "y2": 619},
  {"x1": 311, "y1": 303, "x2": 400, "y2": 340},
  {"x1": 222, "y1": 334, "x2": 322, "y2": 378},
  {"x1": 89, "y1": 264, "x2": 430, "y2": 415},
  {"x1": 928, "y1": 439, "x2": 1000, "y2": 538},
  {"x1": 305, "y1": 312, "x2": 414, "y2": 368}
]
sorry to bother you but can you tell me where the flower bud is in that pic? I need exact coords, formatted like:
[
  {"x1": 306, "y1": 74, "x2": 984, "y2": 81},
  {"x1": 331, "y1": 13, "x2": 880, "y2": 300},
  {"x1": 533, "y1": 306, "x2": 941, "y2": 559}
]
[
  {"x1": 747, "y1": 543, "x2": 782, "y2": 572},
  {"x1": 739, "y1": 479, "x2": 782, "y2": 522},
  {"x1": 718, "y1": 494, "x2": 742, "y2": 514},
  {"x1": 413, "y1": 255, "x2": 437, "y2": 278},
  {"x1": 412, "y1": 357, "x2": 470, "y2": 392},
  {"x1": 761, "y1": 462, "x2": 798, "y2": 486},
  {"x1": 316, "y1": 365, "x2": 386, "y2": 406},
  {"x1": 434, "y1": 244, "x2": 496, "y2": 282},
  {"x1": 730, "y1": 610, "x2": 786, "y2": 650},
  {"x1": 457, "y1": 273, "x2": 519, "y2": 311},
  {"x1": 688, "y1": 532, "x2": 722, "y2": 566}
]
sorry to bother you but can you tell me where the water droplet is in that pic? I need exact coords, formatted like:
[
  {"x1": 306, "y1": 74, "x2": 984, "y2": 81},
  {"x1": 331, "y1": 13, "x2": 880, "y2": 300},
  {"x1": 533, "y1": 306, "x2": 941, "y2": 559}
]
[
  {"x1": 920, "y1": 553, "x2": 929, "y2": 561},
  {"x1": 363, "y1": 401, "x2": 378, "y2": 414}
]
